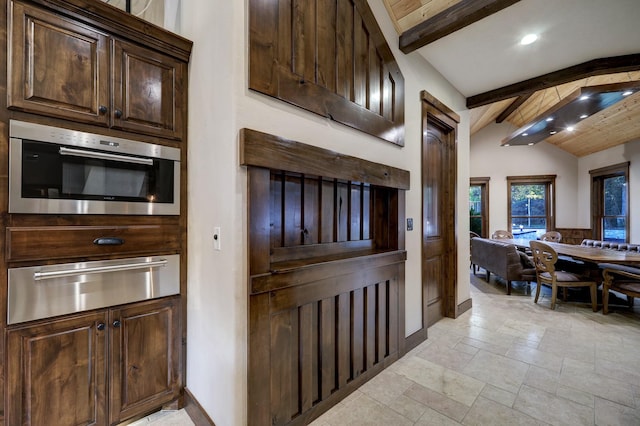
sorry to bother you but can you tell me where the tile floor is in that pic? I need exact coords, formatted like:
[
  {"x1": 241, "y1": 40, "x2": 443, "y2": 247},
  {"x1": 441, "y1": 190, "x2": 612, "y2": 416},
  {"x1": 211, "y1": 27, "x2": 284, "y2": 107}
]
[
  {"x1": 133, "y1": 271, "x2": 640, "y2": 426},
  {"x1": 310, "y1": 272, "x2": 640, "y2": 426}
]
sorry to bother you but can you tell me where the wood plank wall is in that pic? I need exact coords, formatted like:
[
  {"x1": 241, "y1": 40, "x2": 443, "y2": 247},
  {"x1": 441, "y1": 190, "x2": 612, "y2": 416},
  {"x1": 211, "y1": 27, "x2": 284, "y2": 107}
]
[
  {"x1": 242, "y1": 129, "x2": 409, "y2": 425},
  {"x1": 249, "y1": 0, "x2": 405, "y2": 145}
]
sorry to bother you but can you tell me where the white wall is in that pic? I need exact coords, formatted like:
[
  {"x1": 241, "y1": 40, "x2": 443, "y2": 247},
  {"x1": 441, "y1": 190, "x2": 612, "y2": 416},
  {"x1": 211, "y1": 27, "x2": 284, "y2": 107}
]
[
  {"x1": 577, "y1": 138, "x2": 640, "y2": 242},
  {"x1": 181, "y1": 0, "x2": 470, "y2": 424},
  {"x1": 470, "y1": 122, "x2": 579, "y2": 231}
]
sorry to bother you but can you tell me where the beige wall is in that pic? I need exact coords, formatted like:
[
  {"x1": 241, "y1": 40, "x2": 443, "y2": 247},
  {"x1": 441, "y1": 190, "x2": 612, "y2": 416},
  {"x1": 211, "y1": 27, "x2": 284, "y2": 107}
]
[
  {"x1": 470, "y1": 122, "x2": 579, "y2": 232},
  {"x1": 180, "y1": 0, "x2": 470, "y2": 424}
]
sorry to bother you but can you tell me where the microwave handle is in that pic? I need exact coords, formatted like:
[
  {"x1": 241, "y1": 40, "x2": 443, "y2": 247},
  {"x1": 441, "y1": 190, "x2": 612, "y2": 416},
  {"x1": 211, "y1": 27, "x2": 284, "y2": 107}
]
[
  {"x1": 59, "y1": 147, "x2": 154, "y2": 166},
  {"x1": 34, "y1": 259, "x2": 168, "y2": 281}
]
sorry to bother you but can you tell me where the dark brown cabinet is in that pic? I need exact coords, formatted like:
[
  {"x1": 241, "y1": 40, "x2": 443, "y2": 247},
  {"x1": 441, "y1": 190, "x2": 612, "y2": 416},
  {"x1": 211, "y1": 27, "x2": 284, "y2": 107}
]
[
  {"x1": 6, "y1": 297, "x2": 181, "y2": 426},
  {"x1": 8, "y1": 0, "x2": 186, "y2": 140}
]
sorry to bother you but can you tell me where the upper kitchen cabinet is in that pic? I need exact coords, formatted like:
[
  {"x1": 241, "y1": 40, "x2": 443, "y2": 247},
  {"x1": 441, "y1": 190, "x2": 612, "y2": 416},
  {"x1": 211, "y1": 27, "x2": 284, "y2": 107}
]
[{"x1": 7, "y1": 0, "x2": 189, "y2": 141}]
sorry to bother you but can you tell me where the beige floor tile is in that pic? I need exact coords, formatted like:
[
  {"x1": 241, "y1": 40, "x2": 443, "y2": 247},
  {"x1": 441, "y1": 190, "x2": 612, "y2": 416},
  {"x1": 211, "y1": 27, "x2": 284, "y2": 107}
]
[
  {"x1": 416, "y1": 341, "x2": 475, "y2": 372},
  {"x1": 479, "y1": 384, "x2": 517, "y2": 407},
  {"x1": 561, "y1": 359, "x2": 636, "y2": 407},
  {"x1": 462, "y1": 350, "x2": 530, "y2": 394},
  {"x1": 462, "y1": 396, "x2": 547, "y2": 426},
  {"x1": 595, "y1": 396, "x2": 640, "y2": 426},
  {"x1": 403, "y1": 383, "x2": 470, "y2": 422},
  {"x1": 393, "y1": 356, "x2": 485, "y2": 406},
  {"x1": 358, "y1": 370, "x2": 414, "y2": 405},
  {"x1": 506, "y1": 343, "x2": 564, "y2": 372},
  {"x1": 514, "y1": 385, "x2": 594, "y2": 426},
  {"x1": 414, "y1": 406, "x2": 464, "y2": 426},
  {"x1": 318, "y1": 393, "x2": 413, "y2": 426}
]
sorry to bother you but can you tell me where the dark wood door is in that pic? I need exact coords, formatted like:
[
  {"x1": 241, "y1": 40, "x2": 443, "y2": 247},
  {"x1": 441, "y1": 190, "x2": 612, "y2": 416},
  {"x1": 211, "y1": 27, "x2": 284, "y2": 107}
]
[
  {"x1": 113, "y1": 40, "x2": 185, "y2": 140},
  {"x1": 422, "y1": 93, "x2": 458, "y2": 328},
  {"x1": 109, "y1": 297, "x2": 181, "y2": 424},
  {"x1": 8, "y1": 1, "x2": 110, "y2": 125},
  {"x1": 6, "y1": 312, "x2": 108, "y2": 426}
]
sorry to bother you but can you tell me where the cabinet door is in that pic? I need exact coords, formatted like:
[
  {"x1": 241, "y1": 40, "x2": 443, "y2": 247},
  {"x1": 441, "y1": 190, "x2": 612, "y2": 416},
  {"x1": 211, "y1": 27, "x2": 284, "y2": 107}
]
[
  {"x1": 6, "y1": 312, "x2": 108, "y2": 426},
  {"x1": 113, "y1": 40, "x2": 185, "y2": 140},
  {"x1": 109, "y1": 297, "x2": 181, "y2": 424},
  {"x1": 8, "y1": 1, "x2": 110, "y2": 125}
]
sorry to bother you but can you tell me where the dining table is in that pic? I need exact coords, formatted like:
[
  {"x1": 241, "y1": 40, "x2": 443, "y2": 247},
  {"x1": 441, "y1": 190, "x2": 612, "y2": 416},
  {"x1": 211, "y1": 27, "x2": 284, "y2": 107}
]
[{"x1": 501, "y1": 238, "x2": 640, "y2": 265}]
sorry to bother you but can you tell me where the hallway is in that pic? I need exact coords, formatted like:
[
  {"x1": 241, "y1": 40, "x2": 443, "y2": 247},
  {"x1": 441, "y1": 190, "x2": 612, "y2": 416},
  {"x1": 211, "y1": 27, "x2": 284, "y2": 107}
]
[{"x1": 310, "y1": 273, "x2": 640, "y2": 425}]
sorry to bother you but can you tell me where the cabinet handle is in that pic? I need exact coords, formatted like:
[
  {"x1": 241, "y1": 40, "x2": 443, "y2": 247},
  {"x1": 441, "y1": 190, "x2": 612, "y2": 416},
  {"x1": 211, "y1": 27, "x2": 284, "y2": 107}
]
[
  {"x1": 93, "y1": 237, "x2": 125, "y2": 246},
  {"x1": 113, "y1": 320, "x2": 121, "y2": 328},
  {"x1": 114, "y1": 109, "x2": 123, "y2": 118},
  {"x1": 97, "y1": 323, "x2": 105, "y2": 331},
  {"x1": 98, "y1": 105, "x2": 108, "y2": 114}
]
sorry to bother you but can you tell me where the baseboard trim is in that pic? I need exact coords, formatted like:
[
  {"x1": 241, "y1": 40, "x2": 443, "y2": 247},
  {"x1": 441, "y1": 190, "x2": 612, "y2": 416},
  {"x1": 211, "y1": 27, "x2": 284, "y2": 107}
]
[
  {"x1": 184, "y1": 387, "x2": 215, "y2": 426},
  {"x1": 456, "y1": 298, "x2": 473, "y2": 317},
  {"x1": 404, "y1": 328, "x2": 427, "y2": 353}
]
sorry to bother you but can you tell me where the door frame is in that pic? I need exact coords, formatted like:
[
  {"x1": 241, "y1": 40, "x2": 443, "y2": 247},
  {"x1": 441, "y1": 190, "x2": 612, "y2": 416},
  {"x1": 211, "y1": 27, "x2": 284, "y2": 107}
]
[{"x1": 421, "y1": 91, "x2": 459, "y2": 324}]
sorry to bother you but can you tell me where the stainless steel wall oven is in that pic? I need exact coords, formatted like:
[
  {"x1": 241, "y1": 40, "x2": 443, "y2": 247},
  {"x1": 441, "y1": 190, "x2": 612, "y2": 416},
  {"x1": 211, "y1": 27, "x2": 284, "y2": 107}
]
[{"x1": 9, "y1": 120, "x2": 181, "y2": 215}]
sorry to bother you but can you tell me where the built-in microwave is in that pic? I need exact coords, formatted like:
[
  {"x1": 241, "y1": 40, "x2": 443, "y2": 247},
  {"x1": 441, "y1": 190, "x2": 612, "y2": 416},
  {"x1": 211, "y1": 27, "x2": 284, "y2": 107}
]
[{"x1": 9, "y1": 120, "x2": 180, "y2": 215}]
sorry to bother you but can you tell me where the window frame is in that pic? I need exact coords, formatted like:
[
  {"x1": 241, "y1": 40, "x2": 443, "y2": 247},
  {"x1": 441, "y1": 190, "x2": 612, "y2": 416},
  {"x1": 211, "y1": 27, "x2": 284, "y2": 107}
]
[
  {"x1": 470, "y1": 177, "x2": 490, "y2": 238},
  {"x1": 507, "y1": 175, "x2": 556, "y2": 236},
  {"x1": 590, "y1": 162, "x2": 629, "y2": 242}
]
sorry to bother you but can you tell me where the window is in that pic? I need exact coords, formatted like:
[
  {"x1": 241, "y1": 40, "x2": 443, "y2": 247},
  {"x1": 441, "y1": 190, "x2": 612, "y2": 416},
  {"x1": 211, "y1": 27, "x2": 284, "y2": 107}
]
[
  {"x1": 507, "y1": 175, "x2": 556, "y2": 240},
  {"x1": 470, "y1": 177, "x2": 489, "y2": 237},
  {"x1": 590, "y1": 162, "x2": 629, "y2": 242}
]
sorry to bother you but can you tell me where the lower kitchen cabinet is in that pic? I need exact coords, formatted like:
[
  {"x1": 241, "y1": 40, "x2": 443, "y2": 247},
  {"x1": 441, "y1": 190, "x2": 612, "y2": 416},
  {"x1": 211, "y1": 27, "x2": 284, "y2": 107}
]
[{"x1": 6, "y1": 297, "x2": 181, "y2": 426}]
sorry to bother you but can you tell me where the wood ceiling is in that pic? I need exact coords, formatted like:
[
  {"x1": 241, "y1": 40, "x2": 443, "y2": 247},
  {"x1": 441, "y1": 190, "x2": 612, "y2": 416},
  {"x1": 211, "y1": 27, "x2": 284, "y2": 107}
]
[{"x1": 382, "y1": 0, "x2": 640, "y2": 157}]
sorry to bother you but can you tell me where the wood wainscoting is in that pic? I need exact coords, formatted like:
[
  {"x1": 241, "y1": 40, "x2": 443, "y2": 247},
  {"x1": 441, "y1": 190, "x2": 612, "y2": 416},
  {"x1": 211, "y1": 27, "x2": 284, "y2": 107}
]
[{"x1": 241, "y1": 129, "x2": 409, "y2": 425}]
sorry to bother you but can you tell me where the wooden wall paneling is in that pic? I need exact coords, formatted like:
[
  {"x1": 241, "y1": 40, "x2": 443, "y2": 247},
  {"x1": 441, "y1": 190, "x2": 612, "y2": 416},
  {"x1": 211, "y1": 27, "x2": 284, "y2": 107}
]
[
  {"x1": 271, "y1": 172, "x2": 284, "y2": 248},
  {"x1": 350, "y1": 183, "x2": 362, "y2": 240},
  {"x1": 303, "y1": 176, "x2": 320, "y2": 244},
  {"x1": 351, "y1": 288, "x2": 364, "y2": 379},
  {"x1": 364, "y1": 284, "x2": 376, "y2": 369},
  {"x1": 249, "y1": 167, "x2": 272, "y2": 275},
  {"x1": 240, "y1": 129, "x2": 410, "y2": 190},
  {"x1": 320, "y1": 296, "x2": 336, "y2": 399},
  {"x1": 321, "y1": 179, "x2": 336, "y2": 243},
  {"x1": 244, "y1": 129, "x2": 408, "y2": 425},
  {"x1": 336, "y1": 181, "x2": 349, "y2": 242},
  {"x1": 317, "y1": 0, "x2": 337, "y2": 91},
  {"x1": 248, "y1": 0, "x2": 405, "y2": 145},
  {"x1": 249, "y1": 292, "x2": 272, "y2": 425},
  {"x1": 336, "y1": 292, "x2": 351, "y2": 388},
  {"x1": 284, "y1": 174, "x2": 303, "y2": 246},
  {"x1": 377, "y1": 281, "x2": 388, "y2": 362},
  {"x1": 336, "y1": 0, "x2": 354, "y2": 100}
]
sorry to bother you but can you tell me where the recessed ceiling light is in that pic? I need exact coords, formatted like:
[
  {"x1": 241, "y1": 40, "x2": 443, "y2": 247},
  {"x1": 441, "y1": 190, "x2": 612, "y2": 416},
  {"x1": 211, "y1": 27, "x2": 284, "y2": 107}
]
[
  {"x1": 528, "y1": 143, "x2": 534, "y2": 146},
  {"x1": 550, "y1": 131, "x2": 557, "y2": 135},
  {"x1": 623, "y1": 90, "x2": 633, "y2": 96},
  {"x1": 522, "y1": 133, "x2": 528, "y2": 136},
  {"x1": 580, "y1": 114, "x2": 588, "y2": 119},
  {"x1": 505, "y1": 144, "x2": 510, "y2": 147},
  {"x1": 546, "y1": 117, "x2": 554, "y2": 122},
  {"x1": 520, "y1": 34, "x2": 538, "y2": 45},
  {"x1": 567, "y1": 126, "x2": 575, "y2": 131},
  {"x1": 580, "y1": 95, "x2": 590, "y2": 101}
]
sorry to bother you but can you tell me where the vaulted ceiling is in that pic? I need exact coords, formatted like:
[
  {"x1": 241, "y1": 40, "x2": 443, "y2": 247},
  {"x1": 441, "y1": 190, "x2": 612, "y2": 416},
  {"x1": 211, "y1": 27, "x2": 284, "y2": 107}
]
[{"x1": 381, "y1": 0, "x2": 640, "y2": 157}]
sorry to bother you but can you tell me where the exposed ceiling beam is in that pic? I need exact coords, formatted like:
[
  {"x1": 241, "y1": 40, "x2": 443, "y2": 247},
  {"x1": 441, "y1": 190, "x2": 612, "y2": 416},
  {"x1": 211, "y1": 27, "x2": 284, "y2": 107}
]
[
  {"x1": 467, "y1": 53, "x2": 640, "y2": 109},
  {"x1": 495, "y1": 94, "x2": 531, "y2": 123},
  {"x1": 399, "y1": 0, "x2": 521, "y2": 54}
]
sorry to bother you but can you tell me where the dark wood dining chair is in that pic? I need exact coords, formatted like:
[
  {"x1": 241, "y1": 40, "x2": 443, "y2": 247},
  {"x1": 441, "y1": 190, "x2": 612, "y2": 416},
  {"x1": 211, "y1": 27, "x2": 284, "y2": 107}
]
[{"x1": 529, "y1": 240, "x2": 597, "y2": 311}]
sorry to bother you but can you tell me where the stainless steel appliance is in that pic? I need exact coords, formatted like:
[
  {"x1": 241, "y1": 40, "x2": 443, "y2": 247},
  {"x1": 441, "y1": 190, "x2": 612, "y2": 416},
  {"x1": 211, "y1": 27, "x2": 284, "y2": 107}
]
[
  {"x1": 7, "y1": 255, "x2": 180, "y2": 324},
  {"x1": 9, "y1": 120, "x2": 181, "y2": 215}
]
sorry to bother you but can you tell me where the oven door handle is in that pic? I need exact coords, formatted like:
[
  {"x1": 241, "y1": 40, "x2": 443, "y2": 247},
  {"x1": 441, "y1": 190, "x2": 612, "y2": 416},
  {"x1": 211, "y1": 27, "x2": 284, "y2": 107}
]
[
  {"x1": 34, "y1": 259, "x2": 168, "y2": 281},
  {"x1": 59, "y1": 147, "x2": 154, "y2": 165}
]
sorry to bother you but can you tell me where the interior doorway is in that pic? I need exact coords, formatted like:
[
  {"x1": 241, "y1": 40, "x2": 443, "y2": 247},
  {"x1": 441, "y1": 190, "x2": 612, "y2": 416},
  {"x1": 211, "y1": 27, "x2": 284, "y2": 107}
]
[{"x1": 421, "y1": 91, "x2": 459, "y2": 328}]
